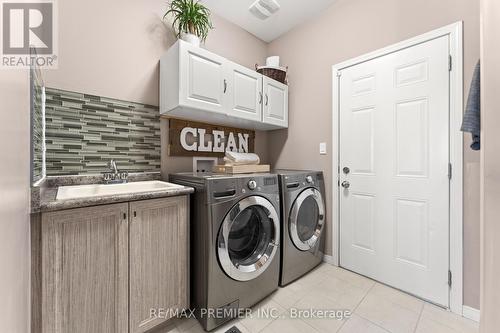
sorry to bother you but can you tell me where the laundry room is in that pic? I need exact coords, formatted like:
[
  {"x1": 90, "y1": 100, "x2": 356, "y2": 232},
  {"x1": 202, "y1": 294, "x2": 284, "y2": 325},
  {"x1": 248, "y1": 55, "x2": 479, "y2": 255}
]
[{"x1": 2, "y1": 0, "x2": 500, "y2": 332}]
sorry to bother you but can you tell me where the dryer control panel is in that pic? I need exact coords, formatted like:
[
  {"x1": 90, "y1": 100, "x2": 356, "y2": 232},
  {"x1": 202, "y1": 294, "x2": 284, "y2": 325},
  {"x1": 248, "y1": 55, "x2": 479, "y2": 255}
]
[{"x1": 283, "y1": 172, "x2": 323, "y2": 192}]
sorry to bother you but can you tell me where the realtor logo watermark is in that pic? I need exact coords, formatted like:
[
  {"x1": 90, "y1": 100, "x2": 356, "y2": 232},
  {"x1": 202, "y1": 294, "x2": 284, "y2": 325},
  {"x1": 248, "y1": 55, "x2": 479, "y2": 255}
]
[{"x1": 1, "y1": 0, "x2": 57, "y2": 68}]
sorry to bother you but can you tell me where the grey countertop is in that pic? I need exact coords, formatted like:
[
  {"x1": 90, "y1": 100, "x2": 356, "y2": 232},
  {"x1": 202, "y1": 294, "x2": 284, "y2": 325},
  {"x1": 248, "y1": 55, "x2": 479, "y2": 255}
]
[{"x1": 32, "y1": 172, "x2": 194, "y2": 213}]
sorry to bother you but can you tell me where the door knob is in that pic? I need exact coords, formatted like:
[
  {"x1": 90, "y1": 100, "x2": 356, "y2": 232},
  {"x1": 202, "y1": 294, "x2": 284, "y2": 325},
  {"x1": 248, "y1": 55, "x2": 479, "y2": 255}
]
[{"x1": 341, "y1": 181, "x2": 350, "y2": 189}]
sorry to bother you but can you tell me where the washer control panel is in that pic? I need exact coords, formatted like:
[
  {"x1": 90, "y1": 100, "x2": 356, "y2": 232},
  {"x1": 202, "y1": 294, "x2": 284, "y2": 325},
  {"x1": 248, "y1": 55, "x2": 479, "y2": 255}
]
[{"x1": 247, "y1": 180, "x2": 257, "y2": 190}]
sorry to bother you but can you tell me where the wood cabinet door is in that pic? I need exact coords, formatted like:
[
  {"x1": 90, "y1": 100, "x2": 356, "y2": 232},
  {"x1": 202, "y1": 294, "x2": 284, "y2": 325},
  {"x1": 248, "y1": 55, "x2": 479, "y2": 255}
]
[
  {"x1": 180, "y1": 41, "x2": 227, "y2": 115},
  {"x1": 226, "y1": 62, "x2": 263, "y2": 122},
  {"x1": 263, "y1": 76, "x2": 289, "y2": 128},
  {"x1": 129, "y1": 196, "x2": 189, "y2": 333},
  {"x1": 41, "y1": 203, "x2": 129, "y2": 333}
]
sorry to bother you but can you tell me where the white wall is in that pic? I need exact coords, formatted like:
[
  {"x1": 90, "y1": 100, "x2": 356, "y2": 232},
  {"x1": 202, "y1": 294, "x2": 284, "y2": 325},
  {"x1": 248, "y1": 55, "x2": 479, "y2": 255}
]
[
  {"x1": 480, "y1": 0, "x2": 500, "y2": 330},
  {"x1": 267, "y1": 0, "x2": 480, "y2": 308},
  {"x1": 9, "y1": 2, "x2": 267, "y2": 331},
  {"x1": 0, "y1": 70, "x2": 31, "y2": 332},
  {"x1": 0, "y1": 2, "x2": 482, "y2": 331},
  {"x1": 41, "y1": 0, "x2": 270, "y2": 176},
  {"x1": 42, "y1": 0, "x2": 268, "y2": 107}
]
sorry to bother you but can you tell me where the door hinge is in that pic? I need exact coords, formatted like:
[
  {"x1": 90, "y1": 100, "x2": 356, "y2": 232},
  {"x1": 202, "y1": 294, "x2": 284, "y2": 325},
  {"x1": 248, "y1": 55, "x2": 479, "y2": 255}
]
[
  {"x1": 448, "y1": 163, "x2": 453, "y2": 180},
  {"x1": 448, "y1": 270, "x2": 452, "y2": 287},
  {"x1": 337, "y1": 71, "x2": 342, "y2": 77},
  {"x1": 449, "y1": 55, "x2": 453, "y2": 71}
]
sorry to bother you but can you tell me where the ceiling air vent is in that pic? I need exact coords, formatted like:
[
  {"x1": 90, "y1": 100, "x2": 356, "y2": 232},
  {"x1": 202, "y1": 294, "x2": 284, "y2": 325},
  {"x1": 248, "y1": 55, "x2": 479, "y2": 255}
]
[{"x1": 249, "y1": 0, "x2": 280, "y2": 20}]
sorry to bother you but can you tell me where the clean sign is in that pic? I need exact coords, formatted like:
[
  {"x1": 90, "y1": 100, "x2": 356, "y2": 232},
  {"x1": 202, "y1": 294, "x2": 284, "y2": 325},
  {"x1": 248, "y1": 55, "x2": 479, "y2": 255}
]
[{"x1": 168, "y1": 119, "x2": 255, "y2": 157}]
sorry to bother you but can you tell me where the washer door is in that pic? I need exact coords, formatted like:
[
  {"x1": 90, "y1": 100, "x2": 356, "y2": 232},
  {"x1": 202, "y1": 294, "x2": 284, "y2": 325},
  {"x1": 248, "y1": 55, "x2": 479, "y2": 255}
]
[
  {"x1": 289, "y1": 188, "x2": 325, "y2": 251},
  {"x1": 217, "y1": 196, "x2": 280, "y2": 282}
]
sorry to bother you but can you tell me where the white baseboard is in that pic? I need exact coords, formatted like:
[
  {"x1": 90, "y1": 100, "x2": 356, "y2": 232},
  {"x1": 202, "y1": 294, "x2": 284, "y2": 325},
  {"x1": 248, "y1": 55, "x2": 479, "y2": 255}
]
[
  {"x1": 323, "y1": 254, "x2": 337, "y2": 266},
  {"x1": 462, "y1": 305, "x2": 480, "y2": 322}
]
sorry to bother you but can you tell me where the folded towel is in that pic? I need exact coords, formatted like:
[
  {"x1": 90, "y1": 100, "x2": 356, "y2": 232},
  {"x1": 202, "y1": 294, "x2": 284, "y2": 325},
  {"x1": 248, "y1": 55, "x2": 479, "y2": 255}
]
[
  {"x1": 224, "y1": 152, "x2": 260, "y2": 166},
  {"x1": 461, "y1": 61, "x2": 481, "y2": 150}
]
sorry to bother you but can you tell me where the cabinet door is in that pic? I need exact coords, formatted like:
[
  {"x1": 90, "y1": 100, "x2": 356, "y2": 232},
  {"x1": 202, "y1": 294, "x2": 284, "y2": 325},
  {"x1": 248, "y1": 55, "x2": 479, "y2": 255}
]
[
  {"x1": 41, "y1": 203, "x2": 129, "y2": 333},
  {"x1": 180, "y1": 42, "x2": 227, "y2": 115},
  {"x1": 263, "y1": 76, "x2": 289, "y2": 128},
  {"x1": 226, "y1": 62, "x2": 263, "y2": 122},
  {"x1": 129, "y1": 196, "x2": 189, "y2": 333}
]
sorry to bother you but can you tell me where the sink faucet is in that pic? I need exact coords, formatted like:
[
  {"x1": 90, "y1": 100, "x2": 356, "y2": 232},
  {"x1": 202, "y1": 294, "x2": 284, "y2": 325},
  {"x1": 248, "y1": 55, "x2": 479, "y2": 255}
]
[
  {"x1": 103, "y1": 159, "x2": 128, "y2": 184},
  {"x1": 108, "y1": 159, "x2": 118, "y2": 174}
]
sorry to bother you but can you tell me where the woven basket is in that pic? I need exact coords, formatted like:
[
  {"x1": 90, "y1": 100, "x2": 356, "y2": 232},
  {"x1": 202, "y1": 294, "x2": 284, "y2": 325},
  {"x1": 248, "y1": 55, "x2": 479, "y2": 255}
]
[{"x1": 256, "y1": 65, "x2": 288, "y2": 84}]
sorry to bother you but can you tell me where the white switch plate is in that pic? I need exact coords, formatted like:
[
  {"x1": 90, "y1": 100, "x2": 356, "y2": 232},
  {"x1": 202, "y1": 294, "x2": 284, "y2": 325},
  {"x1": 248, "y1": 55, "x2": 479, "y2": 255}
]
[{"x1": 319, "y1": 142, "x2": 327, "y2": 155}]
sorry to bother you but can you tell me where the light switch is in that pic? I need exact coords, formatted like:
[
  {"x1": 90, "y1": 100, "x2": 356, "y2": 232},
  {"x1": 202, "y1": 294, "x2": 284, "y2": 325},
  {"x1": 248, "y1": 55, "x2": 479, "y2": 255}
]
[{"x1": 319, "y1": 142, "x2": 327, "y2": 155}]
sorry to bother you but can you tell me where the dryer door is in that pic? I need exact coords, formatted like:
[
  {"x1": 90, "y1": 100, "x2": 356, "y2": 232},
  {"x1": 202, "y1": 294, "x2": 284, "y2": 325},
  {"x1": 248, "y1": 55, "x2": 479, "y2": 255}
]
[
  {"x1": 217, "y1": 196, "x2": 280, "y2": 282},
  {"x1": 289, "y1": 188, "x2": 325, "y2": 251}
]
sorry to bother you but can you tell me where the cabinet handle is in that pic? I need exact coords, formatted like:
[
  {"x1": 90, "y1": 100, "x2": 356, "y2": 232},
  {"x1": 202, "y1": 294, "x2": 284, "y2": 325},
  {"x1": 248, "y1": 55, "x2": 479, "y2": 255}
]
[
  {"x1": 123, "y1": 213, "x2": 127, "y2": 220},
  {"x1": 259, "y1": 92, "x2": 263, "y2": 104},
  {"x1": 265, "y1": 94, "x2": 269, "y2": 106},
  {"x1": 223, "y1": 79, "x2": 227, "y2": 93},
  {"x1": 133, "y1": 211, "x2": 137, "y2": 218}
]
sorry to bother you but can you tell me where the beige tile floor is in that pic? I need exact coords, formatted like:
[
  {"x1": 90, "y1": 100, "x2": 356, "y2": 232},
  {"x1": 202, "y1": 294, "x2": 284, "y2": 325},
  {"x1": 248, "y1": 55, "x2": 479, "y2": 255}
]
[{"x1": 158, "y1": 263, "x2": 479, "y2": 333}]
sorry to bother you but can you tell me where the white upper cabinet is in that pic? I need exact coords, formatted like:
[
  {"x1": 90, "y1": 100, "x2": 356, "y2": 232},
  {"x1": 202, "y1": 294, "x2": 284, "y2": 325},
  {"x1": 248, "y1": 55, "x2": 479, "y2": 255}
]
[
  {"x1": 161, "y1": 41, "x2": 227, "y2": 116},
  {"x1": 182, "y1": 44, "x2": 226, "y2": 114},
  {"x1": 263, "y1": 76, "x2": 289, "y2": 128},
  {"x1": 226, "y1": 62, "x2": 263, "y2": 122},
  {"x1": 160, "y1": 40, "x2": 288, "y2": 130}
]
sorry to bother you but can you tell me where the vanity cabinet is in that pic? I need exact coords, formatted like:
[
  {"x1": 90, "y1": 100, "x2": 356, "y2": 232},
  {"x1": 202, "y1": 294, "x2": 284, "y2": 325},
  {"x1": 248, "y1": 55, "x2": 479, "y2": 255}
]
[
  {"x1": 129, "y1": 197, "x2": 189, "y2": 333},
  {"x1": 40, "y1": 196, "x2": 189, "y2": 333},
  {"x1": 41, "y1": 203, "x2": 129, "y2": 333},
  {"x1": 160, "y1": 40, "x2": 288, "y2": 130}
]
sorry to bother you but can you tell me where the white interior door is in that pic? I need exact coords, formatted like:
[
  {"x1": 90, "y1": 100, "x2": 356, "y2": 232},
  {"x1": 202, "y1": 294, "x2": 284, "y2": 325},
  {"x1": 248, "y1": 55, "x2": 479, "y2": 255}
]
[{"x1": 339, "y1": 36, "x2": 450, "y2": 306}]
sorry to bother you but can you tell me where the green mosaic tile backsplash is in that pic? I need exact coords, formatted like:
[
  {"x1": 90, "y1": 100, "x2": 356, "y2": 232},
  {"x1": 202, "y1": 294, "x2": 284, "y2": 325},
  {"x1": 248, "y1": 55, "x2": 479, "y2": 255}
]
[
  {"x1": 31, "y1": 67, "x2": 44, "y2": 183},
  {"x1": 44, "y1": 88, "x2": 161, "y2": 175}
]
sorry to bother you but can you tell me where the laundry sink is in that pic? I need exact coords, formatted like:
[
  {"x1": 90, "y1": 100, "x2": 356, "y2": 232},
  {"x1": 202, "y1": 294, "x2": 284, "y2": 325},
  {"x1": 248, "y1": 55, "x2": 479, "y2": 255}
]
[{"x1": 56, "y1": 181, "x2": 184, "y2": 201}]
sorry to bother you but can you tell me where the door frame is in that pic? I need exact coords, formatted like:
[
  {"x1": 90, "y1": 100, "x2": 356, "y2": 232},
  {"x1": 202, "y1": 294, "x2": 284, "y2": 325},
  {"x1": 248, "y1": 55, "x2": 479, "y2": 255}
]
[{"x1": 331, "y1": 22, "x2": 463, "y2": 315}]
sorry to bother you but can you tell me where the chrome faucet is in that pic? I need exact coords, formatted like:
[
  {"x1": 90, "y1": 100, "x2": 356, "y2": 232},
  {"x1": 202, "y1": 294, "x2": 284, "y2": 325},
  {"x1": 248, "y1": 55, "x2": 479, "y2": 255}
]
[
  {"x1": 108, "y1": 159, "x2": 118, "y2": 174},
  {"x1": 103, "y1": 159, "x2": 128, "y2": 184}
]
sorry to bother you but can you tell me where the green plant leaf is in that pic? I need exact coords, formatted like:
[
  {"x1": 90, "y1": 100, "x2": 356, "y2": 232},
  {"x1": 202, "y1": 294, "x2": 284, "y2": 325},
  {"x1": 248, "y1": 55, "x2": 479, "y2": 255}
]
[{"x1": 164, "y1": 0, "x2": 213, "y2": 42}]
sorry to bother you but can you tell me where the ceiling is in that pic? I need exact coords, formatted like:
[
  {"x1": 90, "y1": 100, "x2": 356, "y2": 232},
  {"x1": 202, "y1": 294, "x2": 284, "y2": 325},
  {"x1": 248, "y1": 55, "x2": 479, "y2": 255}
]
[{"x1": 201, "y1": 0, "x2": 337, "y2": 42}]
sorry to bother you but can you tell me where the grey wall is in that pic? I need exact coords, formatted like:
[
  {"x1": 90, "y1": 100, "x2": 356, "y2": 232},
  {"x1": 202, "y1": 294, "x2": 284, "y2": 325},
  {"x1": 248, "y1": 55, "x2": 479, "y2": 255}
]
[
  {"x1": 44, "y1": 88, "x2": 160, "y2": 175},
  {"x1": 267, "y1": 0, "x2": 480, "y2": 308}
]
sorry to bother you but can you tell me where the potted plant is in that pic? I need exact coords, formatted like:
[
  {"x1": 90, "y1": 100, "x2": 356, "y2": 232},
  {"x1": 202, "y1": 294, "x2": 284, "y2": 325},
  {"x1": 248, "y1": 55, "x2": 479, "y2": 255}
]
[{"x1": 164, "y1": 0, "x2": 214, "y2": 47}]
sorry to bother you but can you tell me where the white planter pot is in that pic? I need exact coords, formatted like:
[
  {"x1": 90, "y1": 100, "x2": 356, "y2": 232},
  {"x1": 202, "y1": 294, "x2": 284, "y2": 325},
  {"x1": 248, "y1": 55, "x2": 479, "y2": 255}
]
[{"x1": 181, "y1": 33, "x2": 201, "y2": 47}]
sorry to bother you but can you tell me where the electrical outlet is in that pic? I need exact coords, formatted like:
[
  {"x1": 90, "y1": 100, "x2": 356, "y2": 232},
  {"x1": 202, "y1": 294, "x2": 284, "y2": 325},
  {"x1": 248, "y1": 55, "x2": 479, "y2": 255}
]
[{"x1": 319, "y1": 142, "x2": 327, "y2": 155}]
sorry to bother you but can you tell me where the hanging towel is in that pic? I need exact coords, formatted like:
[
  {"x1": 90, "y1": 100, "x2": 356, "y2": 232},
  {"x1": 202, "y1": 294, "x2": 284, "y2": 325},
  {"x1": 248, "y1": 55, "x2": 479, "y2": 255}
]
[
  {"x1": 224, "y1": 152, "x2": 260, "y2": 166},
  {"x1": 461, "y1": 61, "x2": 481, "y2": 150}
]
